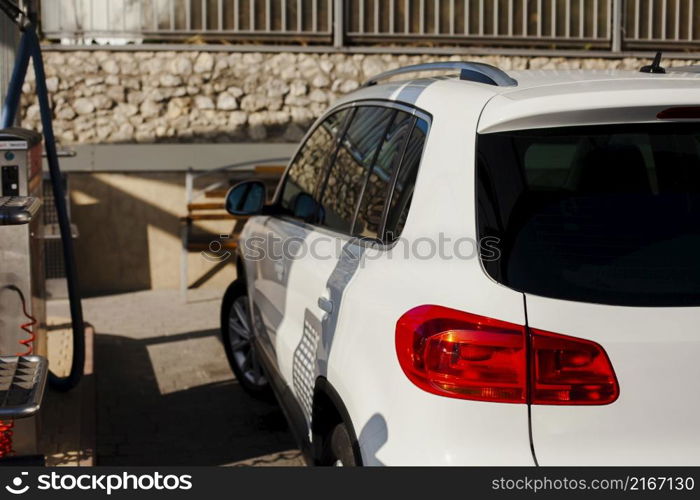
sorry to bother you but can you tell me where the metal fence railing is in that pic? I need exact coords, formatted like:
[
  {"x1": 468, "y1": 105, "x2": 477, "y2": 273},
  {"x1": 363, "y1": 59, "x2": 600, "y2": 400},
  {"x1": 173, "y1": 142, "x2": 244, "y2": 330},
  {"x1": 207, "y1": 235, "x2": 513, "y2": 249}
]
[
  {"x1": 345, "y1": 0, "x2": 613, "y2": 47},
  {"x1": 40, "y1": 0, "x2": 333, "y2": 43},
  {"x1": 624, "y1": 0, "x2": 700, "y2": 47},
  {"x1": 39, "y1": 0, "x2": 700, "y2": 52}
]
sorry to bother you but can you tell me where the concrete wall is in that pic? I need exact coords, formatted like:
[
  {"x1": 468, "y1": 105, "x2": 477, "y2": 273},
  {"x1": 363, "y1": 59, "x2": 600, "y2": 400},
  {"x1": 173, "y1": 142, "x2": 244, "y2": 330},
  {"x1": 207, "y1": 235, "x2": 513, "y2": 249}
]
[{"x1": 69, "y1": 171, "x2": 236, "y2": 295}]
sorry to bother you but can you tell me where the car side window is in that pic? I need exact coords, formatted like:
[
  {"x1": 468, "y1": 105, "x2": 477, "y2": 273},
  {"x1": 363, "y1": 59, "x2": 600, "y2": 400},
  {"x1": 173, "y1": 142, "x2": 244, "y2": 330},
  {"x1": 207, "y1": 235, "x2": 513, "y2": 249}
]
[
  {"x1": 279, "y1": 109, "x2": 349, "y2": 220},
  {"x1": 318, "y1": 106, "x2": 395, "y2": 234},
  {"x1": 383, "y1": 118, "x2": 429, "y2": 243},
  {"x1": 352, "y1": 110, "x2": 414, "y2": 239}
]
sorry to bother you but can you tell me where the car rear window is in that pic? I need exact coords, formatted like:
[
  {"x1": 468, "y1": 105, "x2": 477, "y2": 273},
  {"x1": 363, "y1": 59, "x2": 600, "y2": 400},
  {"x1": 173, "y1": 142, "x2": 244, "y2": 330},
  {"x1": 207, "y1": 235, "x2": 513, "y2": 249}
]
[{"x1": 477, "y1": 123, "x2": 700, "y2": 306}]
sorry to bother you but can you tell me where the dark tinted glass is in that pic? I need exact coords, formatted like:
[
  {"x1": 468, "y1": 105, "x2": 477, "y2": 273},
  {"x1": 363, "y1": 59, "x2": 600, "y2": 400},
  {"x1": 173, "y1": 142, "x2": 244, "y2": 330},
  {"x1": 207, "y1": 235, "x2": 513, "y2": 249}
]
[
  {"x1": 319, "y1": 107, "x2": 395, "y2": 234},
  {"x1": 353, "y1": 111, "x2": 414, "y2": 239},
  {"x1": 384, "y1": 118, "x2": 428, "y2": 242},
  {"x1": 477, "y1": 123, "x2": 700, "y2": 306},
  {"x1": 280, "y1": 109, "x2": 348, "y2": 220},
  {"x1": 226, "y1": 181, "x2": 265, "y2": 215}
]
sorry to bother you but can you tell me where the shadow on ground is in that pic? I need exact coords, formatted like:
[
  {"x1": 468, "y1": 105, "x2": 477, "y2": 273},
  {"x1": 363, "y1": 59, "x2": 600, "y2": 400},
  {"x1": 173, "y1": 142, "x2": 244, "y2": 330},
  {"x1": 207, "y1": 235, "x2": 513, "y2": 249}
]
[{"x1": 95, "y1": 329, "x2": 298, "y2": 466}]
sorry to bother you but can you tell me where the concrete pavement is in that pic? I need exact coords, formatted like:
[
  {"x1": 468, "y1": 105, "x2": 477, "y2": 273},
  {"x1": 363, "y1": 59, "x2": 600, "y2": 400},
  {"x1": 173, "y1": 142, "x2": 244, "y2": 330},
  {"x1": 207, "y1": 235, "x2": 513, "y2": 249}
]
[{"x1": 48, "y1": 288, "x2": 303, "y2": 466}]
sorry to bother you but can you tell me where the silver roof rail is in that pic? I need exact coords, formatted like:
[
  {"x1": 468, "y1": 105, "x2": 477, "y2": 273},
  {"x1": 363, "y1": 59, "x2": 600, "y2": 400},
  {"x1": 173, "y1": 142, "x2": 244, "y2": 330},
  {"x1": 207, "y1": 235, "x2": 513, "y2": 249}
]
[{"x1": 362, "y1": 61, "x2": 518, "y2": 88}]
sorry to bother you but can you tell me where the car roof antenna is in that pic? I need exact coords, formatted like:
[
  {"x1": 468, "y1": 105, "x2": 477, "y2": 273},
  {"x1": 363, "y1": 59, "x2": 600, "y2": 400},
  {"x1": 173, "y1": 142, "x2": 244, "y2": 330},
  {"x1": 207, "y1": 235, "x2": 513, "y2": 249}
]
[{"x1": 640, "y1": 51, "x2": 666, "y2": 74}]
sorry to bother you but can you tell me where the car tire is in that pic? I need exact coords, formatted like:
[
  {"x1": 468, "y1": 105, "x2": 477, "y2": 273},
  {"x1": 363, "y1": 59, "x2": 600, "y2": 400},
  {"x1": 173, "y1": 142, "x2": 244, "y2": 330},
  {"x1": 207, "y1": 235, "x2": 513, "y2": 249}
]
[
  {"x1": 221, "y1": 279, "x2": 271, "y2": 399},
  {"x1": 324, "y1": 423, "x2": 358, "y2": 467}
]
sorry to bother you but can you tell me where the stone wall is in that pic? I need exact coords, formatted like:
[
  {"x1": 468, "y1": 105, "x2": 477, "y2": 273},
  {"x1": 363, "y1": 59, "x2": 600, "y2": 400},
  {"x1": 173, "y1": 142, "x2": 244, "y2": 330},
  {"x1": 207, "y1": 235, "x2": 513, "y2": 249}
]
[{"x1": 20, "y1": 50, "x2": 697, "y2": 146}]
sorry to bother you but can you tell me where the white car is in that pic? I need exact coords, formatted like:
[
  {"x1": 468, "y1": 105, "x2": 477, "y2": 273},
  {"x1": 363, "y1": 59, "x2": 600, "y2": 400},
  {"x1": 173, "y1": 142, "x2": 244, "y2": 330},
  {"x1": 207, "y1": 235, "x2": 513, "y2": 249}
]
[{"x1": 220, "y1": 60, "x2": 700, "y2": 466}]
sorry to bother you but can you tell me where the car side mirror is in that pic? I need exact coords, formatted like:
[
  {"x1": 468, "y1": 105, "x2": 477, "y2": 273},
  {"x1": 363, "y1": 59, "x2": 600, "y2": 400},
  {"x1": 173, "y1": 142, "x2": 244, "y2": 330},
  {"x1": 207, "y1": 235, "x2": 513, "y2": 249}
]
[{"x1": 225, "y1": 180, "x2": 266, "y2": 216}]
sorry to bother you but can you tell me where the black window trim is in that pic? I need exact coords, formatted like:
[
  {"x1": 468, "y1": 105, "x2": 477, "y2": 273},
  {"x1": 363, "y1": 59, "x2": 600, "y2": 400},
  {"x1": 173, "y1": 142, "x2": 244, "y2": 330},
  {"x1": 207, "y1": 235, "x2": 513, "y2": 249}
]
[{"x1": 272, "y1": 99, "x2": 432, "y2": 242}]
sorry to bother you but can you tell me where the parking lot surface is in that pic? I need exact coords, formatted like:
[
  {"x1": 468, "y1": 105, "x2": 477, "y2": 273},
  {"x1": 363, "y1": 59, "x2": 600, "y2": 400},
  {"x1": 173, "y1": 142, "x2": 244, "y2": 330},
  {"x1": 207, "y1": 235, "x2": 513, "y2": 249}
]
[{"x1": 49, "y1": 288, "x2": 303, "y2": 466}]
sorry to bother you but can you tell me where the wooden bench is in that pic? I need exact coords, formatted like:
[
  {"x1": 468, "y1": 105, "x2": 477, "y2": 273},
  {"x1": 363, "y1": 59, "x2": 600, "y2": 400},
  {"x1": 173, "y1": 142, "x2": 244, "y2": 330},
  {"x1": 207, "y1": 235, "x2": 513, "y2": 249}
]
[{"x1": 180, "y1": 164, "x2": 285, "y2": 298}]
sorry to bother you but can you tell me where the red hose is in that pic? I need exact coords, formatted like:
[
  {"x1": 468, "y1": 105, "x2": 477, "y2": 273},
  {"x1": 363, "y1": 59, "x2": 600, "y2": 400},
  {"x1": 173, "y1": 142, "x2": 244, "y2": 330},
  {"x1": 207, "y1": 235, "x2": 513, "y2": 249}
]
[
  {"x1": 0, "y1": 420, "x2": 14, "y2": 458},
  {"x1": 0, "y1": 285, "x2": 37, "y2": 458},
  {"x1": 15, "y1": 297, "x2": 36, "y2": 357}
]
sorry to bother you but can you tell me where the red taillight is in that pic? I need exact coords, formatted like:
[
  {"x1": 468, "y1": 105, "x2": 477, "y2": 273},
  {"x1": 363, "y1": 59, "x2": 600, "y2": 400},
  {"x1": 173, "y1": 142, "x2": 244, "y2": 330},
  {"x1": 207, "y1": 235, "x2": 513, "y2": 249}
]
[
  {"x1": 530, "y1": 329, "x2": 619, "y2": 405},
  {"x1": 395, "y1": 305, "x2": 619, "y2": 405},
  {"x1": 395, "y1": 305, "x2": 527, "y2": 404}
]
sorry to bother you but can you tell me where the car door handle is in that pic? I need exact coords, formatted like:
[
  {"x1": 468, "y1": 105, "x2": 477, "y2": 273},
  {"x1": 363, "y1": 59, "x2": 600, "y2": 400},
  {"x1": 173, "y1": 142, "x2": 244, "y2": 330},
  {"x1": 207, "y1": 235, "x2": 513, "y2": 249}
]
[{"x1": 318, "y1": 297, "x2": 333, "y2": 314}]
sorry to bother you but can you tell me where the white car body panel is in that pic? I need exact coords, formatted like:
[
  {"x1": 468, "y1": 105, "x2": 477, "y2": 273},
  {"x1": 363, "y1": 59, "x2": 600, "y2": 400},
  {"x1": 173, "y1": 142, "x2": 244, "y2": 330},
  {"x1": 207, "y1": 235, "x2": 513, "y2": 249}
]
[{"x1": 235, "y1": 68, "x2": 700, "y2": 466}]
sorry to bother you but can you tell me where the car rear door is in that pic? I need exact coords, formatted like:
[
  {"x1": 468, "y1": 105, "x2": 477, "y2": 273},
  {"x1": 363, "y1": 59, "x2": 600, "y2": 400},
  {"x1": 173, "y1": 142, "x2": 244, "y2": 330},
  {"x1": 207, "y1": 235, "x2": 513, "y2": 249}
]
[
  {"x1": 526, "y1": 297, "x2": 700, "y2": 465},
  {"x1": 476, "y1": 122, "x2": 700, "y2": 465}
]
